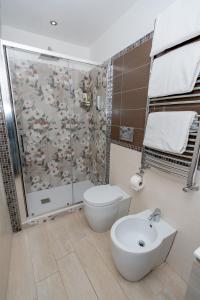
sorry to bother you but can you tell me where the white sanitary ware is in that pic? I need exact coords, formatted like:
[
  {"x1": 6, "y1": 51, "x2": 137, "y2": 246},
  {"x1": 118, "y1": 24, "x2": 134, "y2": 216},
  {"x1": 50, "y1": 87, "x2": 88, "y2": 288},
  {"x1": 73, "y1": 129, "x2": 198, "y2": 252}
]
[
  {"x1": 143, "y1": 111, "x2": 196, "y2": 154},
  {"x1": 194, "y1": 247, "x2": 200, "y2": 261},
  {"x1": 148, "y1": 41, "x2": 200, "y2": 98},
  {"x1": 185, "y1": 246, "x2": 200, "y2": 300},
  {"x1": 111, "y1": 209, "x2": 176, "y2": 281},
  {"x1": 83, "y1": 185, "x2": 131, "y2": 232}
]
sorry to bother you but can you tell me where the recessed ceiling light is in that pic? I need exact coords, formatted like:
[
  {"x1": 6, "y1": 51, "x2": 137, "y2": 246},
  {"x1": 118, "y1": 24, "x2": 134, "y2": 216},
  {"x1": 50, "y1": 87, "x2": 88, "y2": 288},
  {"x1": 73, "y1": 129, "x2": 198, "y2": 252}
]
[{"x1": 50, "y1": 20, "x2": 58, "y2": 26}]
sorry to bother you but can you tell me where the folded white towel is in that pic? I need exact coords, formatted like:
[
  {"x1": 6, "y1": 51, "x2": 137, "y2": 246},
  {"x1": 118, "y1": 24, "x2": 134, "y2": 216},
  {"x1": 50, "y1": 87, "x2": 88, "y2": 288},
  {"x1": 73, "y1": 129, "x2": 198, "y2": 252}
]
[
  {"x1": 143, "y1": 111, "x2": 196, "y2": 154},
  {"x1": 148, "y1": 41, "x2": 200, "y2": 98},
  {"x1": 150, "y1": 0, "x2": 200, "y2": 57}
]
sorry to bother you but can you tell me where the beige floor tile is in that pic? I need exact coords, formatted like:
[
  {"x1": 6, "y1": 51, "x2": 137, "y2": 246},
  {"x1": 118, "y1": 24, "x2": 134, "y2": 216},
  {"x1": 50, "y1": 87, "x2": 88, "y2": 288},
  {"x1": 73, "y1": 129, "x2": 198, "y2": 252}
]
[
  {"x1": 75, "y1": 237, "x2": 128, "y2": 300},
  {"x1": 45, "y1": 220, "x2": 73, "y2": 260},
  {"x1": 154, "y1": 291, "x2": 174, "y2": 300},
  {"x1": 141, "y1": 271, "x2": 163, "y2": 296},
  {"x1": 62, "y1": 211, "x2": 88, "y2": 245},
  {"x1": 153, "y1": 264, "x2": 186, "y2": 300},
  {"x1": 6, "y1": 232, "x2": 37, "y2": 300},
  {"x1": 45, "y1": 216, "x2": 68, "y2": 241},
  {"x1": 37, "y1": 273, "x2": 68, "y2": 300},
  {"x1": 27, "y1": 224, "x2": 57, "y2": 282},
  {"x1": 7, "y1": 211, "x2": 187, "y2": 300},
  {"x1": 78, "y1": 222, "x2": 158, "y2": 300},
  {"x1": 117, "y1": 275, "x2": 156, "y2": 300},
  {"x1": 58, "y1": 252, "x2": 97, "y2": 300},
  {"x1": 88, "y1": 230, "x2": 117, "y2": 275}
]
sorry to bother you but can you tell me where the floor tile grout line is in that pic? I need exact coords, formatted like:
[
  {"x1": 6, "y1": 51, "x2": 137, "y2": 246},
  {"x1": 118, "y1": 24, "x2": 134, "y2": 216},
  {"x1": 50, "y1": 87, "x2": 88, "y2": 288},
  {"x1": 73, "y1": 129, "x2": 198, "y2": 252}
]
[
  {"x1": 74, "y1": 242, "x2": 100, "y2": 300},
  {"x1": 35, "y1": 270, "x2": 59, "y2": 284},
  {"x1": 55, "y1": 232, "x2": 99, "y2": 300},
  {"x1": 45, "y1": 221, "x2": 74, "y2": 262},
  {"x1": 24, "y1": 230, "x2": 39, "y2": 300},
  {"x1": 86, "y1": 233, "x2": 130, "y2": 300},
  {"x1": 26, "y1": 224, "x2": 59, "y2": 284},
  {"x1": 44, "y1": 220, "x2": 71, "y2": 299},
  {"x1": 38, "y1": 221, "x2": 71, "y2": 299},
  {"x1": 54, "y1": 258, "x2": 70, "y2": 300},
  {"x1": 5, "y1": 234, "x2": 15, "y2": 300},
  {"x1": 52, "y1": 212, "x2": 98, "y2": 299},
  {"x1": 79, "y1": 235, "x2": 129, "y2": 300},
  {"x1": 62, "y1": 212, "x2": 100, "y2": 299}
]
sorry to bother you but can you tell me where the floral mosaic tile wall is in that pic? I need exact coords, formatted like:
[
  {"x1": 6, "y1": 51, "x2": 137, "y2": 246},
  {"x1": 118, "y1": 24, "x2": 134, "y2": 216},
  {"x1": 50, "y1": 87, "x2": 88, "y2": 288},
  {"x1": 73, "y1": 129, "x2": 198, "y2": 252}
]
[
  {"x1": 89, "y1": 66, "x2": 108, "y2": 184},
  {"x1": 7, "y1": 50, "x2": 108, "y2": 193}
]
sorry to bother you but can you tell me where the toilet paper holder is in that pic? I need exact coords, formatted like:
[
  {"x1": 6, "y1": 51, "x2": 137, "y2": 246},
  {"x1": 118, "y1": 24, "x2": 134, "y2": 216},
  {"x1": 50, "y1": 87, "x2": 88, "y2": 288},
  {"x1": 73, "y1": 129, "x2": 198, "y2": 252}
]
[
  {"x1": 130, "y1": 169, "x2": 145, "y2": 191},
  {"x1": 136, "y1": 168, "x2": 144, "y2": 182}
]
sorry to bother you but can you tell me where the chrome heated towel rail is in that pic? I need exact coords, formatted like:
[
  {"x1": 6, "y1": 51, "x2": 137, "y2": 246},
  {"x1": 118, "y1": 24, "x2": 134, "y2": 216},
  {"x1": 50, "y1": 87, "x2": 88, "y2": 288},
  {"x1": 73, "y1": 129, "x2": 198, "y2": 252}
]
[{"x1": 140, "y1": 74, "x2": 200, "y2": 192}]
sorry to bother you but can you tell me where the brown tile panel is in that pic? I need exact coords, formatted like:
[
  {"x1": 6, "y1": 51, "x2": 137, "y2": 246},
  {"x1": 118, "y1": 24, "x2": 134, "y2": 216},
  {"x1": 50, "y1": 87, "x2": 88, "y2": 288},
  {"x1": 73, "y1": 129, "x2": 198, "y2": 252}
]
[
  {"x1": 113, "y1": 75, "x2": 122, "y2": 94},
  {"x1": 111, "y1": 33, "x2": 152, "y2": 151},
  {"x1": 111, "y1": 109, "x2": 120, "y2": 126},
  {"x1": 120, "y1": 109, "x2": 146, "y2": 128},
  {"x1": 112, "y1": 93, "x2": 121, "y2": 110},
  {"x1": 124, "y1": 39, "x2": 152, "y2": 72},
  {"x1": 111, "y1": 126, "x2": 119, "y2": 140},
  {"x1": 122, "y1": 64, "x2": 150, "y2": 92},
  {"x1": 121, "y1": 87, "x2": 148, "y2": 109},
  {"x1": 132, "y1": 129, "x2": 144, "y2": 148},
  {"x1": 113, "y1": 56, "x2": 124, "y2": 78}
]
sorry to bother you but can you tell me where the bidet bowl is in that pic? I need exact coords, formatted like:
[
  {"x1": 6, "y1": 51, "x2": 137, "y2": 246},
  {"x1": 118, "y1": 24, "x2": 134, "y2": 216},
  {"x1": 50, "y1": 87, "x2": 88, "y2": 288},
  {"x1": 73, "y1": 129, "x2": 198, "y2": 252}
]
[{"x1": 111, "y1": 209, "x2": 176, "y2": 281}]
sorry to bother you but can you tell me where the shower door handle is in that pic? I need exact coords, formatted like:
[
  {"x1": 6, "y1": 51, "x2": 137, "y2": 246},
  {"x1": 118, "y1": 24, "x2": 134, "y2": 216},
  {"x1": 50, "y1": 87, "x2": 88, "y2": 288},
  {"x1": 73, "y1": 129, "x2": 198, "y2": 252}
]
[
  {"x1": 19, "y1": 134, "x2": 26, "y2": 167},
  {"x1": 20, "y1": 134, "x2": 25, "y2": 153}
]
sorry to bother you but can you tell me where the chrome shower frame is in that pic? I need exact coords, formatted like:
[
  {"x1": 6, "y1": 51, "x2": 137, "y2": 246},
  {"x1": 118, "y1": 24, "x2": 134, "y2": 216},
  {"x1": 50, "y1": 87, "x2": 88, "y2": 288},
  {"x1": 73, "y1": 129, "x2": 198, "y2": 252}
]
[{"x1": 0, "y1": 39, "x2": 102, "y2": 228}]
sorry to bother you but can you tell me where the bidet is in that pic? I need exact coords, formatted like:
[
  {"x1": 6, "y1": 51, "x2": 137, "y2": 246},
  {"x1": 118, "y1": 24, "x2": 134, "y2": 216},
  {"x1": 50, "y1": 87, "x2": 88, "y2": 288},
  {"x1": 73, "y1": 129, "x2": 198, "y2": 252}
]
[{"x1": 111, "y1": 209, "x2": 176, "y2": 281}]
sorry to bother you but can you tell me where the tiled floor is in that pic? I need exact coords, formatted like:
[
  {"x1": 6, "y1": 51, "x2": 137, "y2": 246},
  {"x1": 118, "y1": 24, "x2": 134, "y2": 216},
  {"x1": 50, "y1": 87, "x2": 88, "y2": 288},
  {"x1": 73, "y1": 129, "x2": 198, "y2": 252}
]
[{"x1": 7, "y1": 210, "x2": 187, "y2": 300}]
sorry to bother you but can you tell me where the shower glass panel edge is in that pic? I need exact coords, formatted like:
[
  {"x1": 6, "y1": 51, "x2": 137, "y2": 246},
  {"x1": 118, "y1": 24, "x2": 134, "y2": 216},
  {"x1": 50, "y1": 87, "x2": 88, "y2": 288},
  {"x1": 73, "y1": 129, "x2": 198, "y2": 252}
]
[
  {"x1": 0, "y1": 44, "x2": 26, "y2": 226},
  {"x1": 4, "y1": 47, "x2": 29, "y2": 217},
  {"x1": 5, "y1": 47, "x2": 73, "y2": 218},
  {"x1": 2, "y1": 43, "x2": 103, "y2": 221}
]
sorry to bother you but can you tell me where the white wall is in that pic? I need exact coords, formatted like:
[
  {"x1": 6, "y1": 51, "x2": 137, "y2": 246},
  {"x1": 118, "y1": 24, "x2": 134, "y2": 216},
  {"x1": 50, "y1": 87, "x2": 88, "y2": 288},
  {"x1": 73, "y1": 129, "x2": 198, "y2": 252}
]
[
  {"x1": 0, "y1": 165, "x2": 12, "y2": 299},
  {"x1": 90, "y1": 0, "x2": 175, "y2": 62},
  {"x1": 0, "y1": 10, "x2": 12, "y2": 300},
  {"x1": 2, "y1": 25, "x2": 90, "y2": 60},
  {"x1": 110, "y1": 145, "x2": 200, "y2": 282}
]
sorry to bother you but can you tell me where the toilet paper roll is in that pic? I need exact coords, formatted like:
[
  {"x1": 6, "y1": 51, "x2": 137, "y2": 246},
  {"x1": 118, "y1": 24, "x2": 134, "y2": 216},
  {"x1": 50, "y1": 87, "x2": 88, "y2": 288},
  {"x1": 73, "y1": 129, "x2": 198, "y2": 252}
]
[{"x1": 130, "y1": 174, "x2": 144, "y2": 191}]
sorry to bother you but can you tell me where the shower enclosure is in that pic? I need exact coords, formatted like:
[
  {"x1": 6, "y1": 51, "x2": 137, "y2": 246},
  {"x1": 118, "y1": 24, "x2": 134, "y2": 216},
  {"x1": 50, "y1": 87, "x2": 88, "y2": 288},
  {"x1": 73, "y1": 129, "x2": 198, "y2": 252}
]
[{"x1": 0, "y1": 42, "x2": 110, "y2": 220}]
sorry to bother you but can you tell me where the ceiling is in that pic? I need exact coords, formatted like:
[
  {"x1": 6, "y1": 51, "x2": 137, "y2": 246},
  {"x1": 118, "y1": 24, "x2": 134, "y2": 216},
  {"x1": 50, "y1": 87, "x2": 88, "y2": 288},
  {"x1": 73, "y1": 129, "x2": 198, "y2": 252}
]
[{"x1": 1, "y1": 0, "x2": 135, "y2": 46}]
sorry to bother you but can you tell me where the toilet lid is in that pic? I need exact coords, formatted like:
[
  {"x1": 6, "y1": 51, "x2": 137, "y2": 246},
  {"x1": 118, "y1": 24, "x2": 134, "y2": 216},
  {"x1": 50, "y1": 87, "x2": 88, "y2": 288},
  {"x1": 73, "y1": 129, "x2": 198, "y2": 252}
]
[{"x1": 83, "y1": 185, "x2": 122, "y2": 207}]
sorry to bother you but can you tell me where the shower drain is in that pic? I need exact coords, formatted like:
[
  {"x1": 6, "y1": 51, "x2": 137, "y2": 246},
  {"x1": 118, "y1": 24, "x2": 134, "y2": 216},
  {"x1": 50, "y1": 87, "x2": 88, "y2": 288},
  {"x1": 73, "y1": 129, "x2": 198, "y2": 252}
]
[{"x1": 138, "y1": 240, "x2": 145, "y2": 247}]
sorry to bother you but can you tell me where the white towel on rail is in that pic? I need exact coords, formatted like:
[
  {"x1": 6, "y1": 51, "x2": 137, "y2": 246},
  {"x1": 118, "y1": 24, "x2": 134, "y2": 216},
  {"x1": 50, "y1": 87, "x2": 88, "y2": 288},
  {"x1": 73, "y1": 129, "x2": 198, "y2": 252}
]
[
  {"x1": 150, "y1": 0, "x2": 200, "y2": 57},
  {"x1": 143, "y1": 111, "x2": 196, "y2": 154},
  {"x1": 148, "y1": 41, "x2": 200, "y2": 98}
]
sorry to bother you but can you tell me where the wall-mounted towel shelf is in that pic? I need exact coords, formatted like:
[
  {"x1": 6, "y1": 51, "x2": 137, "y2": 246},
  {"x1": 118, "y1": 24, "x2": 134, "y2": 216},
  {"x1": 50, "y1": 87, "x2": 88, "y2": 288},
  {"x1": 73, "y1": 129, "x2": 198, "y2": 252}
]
[{"x1": 141, "y1": 74, "x2": 200, "y2": 192}]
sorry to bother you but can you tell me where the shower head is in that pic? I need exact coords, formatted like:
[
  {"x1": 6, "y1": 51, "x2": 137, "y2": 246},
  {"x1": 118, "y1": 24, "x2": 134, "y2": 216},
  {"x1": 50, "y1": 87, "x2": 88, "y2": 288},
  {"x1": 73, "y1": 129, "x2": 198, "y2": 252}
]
[{"x1": 38, "y1": 53, "x2": 60, "y2": 61}]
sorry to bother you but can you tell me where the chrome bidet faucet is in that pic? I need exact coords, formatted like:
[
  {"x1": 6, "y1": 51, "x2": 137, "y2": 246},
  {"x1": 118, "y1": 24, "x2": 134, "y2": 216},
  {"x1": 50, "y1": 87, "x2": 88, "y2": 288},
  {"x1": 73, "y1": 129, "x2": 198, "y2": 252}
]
[{"x1": 148, "y1": 208, "x2": 161, "y2": 222}]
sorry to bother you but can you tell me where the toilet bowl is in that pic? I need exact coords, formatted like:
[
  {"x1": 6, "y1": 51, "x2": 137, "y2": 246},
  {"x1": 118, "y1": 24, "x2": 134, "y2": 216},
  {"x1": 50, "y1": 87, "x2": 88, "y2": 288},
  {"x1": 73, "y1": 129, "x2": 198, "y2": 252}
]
[
  {"x1": 83, "y1": 185, "x2": 131, "y2": 232},
  {"x1": 111, "y1": 209, "x2": 176, "y2": 281}
]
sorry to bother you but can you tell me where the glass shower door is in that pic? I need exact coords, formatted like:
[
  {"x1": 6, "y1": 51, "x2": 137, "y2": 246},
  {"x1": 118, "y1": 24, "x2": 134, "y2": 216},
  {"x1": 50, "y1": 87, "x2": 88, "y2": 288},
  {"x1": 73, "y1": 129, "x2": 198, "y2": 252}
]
[
  {"x1": 69, "y1": 61, "x2": 108, "y2": 202},
  {"x1": 6, "y1": 47, "x2": 73, "y2": 217},
  {"x1": 69, "y1": 62, "x2": 94, "y2": 202},
  {"x1": 5, "y1": 46, "x2": 108, "y2": 218}
]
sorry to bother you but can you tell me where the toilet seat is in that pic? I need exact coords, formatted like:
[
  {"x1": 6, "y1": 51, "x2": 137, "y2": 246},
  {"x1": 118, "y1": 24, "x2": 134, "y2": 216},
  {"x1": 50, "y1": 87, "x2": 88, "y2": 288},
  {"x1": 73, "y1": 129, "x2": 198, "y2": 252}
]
[
  {"x1": 83, "y1": 184, "x2": 131, "y2": 232},
  {"x1": 83, "y1": 185, "x2": 122, "y2": 207}
]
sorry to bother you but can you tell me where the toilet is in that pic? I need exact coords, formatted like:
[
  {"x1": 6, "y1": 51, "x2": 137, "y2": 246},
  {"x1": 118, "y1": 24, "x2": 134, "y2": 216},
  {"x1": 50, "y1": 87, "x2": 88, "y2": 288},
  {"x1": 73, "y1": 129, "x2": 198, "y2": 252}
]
[{"x1": 83, "y1": 184, "x2": 131, "y2": 232}]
